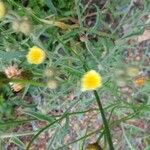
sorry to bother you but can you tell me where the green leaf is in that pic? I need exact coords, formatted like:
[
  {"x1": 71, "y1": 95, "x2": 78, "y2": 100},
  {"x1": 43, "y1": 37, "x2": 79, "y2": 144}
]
[
  {"x1": 0, "y1": 131, "x2": 38, "y2": 139},
  {"x1": 0, "y1": 51, "x2": 26, "y2": 62},
  {"x1": 23, "y1": 111, "x2": 56, "y2": 123},
  {"x1": 45, "y1": 0, "x2": 57, "y2": 14},
  {"x1": 0, "y1": 95, "x2": 4, "y2": 105}
]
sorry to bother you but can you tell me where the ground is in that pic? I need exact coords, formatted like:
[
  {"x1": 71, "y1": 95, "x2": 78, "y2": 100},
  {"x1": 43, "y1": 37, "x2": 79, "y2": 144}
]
[{"x1": 0, "y1": 0, "x2": 150, "y2": 150}]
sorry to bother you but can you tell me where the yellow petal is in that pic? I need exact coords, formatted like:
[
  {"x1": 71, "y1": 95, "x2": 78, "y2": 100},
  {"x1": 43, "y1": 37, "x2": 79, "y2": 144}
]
[
  {"x1": 81, "y1": 70, "x2": 102, "y2": 91},
  {"x1": 26, "y1": 46, "x2": 46, "y2": 64}
]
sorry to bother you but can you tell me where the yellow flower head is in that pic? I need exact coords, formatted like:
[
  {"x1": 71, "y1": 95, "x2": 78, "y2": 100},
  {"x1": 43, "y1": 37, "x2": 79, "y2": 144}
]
[
  {"x1": 81, "y1": 70, "x2": 102, "y2": 91},
  {"x1": 0, "y1": 1, "x2": 6, "y2": 19},
  {"x1": 26, "y1": 46, "x2": 46, "y2": 64},
  {"x1": 86, "y1": 143, "x2": 102, "y2": 150}
]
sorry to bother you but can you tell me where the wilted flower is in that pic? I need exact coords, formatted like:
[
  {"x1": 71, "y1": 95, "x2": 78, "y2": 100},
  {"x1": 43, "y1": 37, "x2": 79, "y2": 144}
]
[
  {"x1": 4, "y1": 65, "x2": 21, "y2": 78},
  {"x1": 0, "y1": 1, "x2": 6, "y2": 19},
  {"x1": 26, "y1": 46, "x2": 46, "y2": 64},
  {"x1": 134, "y1": 76, "x2": 146, "y2": 87},
  {"x1": 10, "y1": 82, "x2": 24, "y2": 92},
  {"x1": 81, "y1": 70, "x2": 102, "y2": 91},
  {"x1": 4, "y1": 65, "x2": 24, "y2": 92}
]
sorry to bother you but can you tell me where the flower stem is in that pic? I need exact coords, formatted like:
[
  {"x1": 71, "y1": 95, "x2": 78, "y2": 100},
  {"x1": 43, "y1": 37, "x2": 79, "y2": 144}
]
[
  {"x1": 93, "y1": 90, "x2": 114, "y2": 150},
  {"x1": 9, "y1": 78, "x2": 46, "y2": 87}
]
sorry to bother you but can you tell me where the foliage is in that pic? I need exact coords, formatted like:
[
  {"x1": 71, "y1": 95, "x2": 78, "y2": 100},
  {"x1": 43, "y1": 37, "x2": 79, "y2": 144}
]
[{"x1": 0, "y1": 0, "x2": 150, "y2": 149}]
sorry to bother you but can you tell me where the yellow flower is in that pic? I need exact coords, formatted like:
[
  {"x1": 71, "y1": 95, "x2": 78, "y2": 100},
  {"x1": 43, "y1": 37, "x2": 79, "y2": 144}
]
[
  {"x1": 0, "y1": 1, "x2": 6, "y2": 19},
  {"x1": 81, "y1": 70, "x2": 102, "y2": 91},
  {"x1": 86, "y1": 143, "x2": 102, "y2": 150},
  {"x1": 26, "y1": 46, "x2": 46, "y2": 64}
]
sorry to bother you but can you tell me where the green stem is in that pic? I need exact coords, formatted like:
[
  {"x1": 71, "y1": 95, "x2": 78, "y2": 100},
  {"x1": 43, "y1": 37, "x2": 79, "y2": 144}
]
[
  {"x1": 93, "y1": 90, "x2": 114, "y2": 150},
  {"x1": 9, "y1": 78, "x2": 46, "y2": 87},
  {"x1": 81, "y1": 55, "x2": 114, "y2": 149}
]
